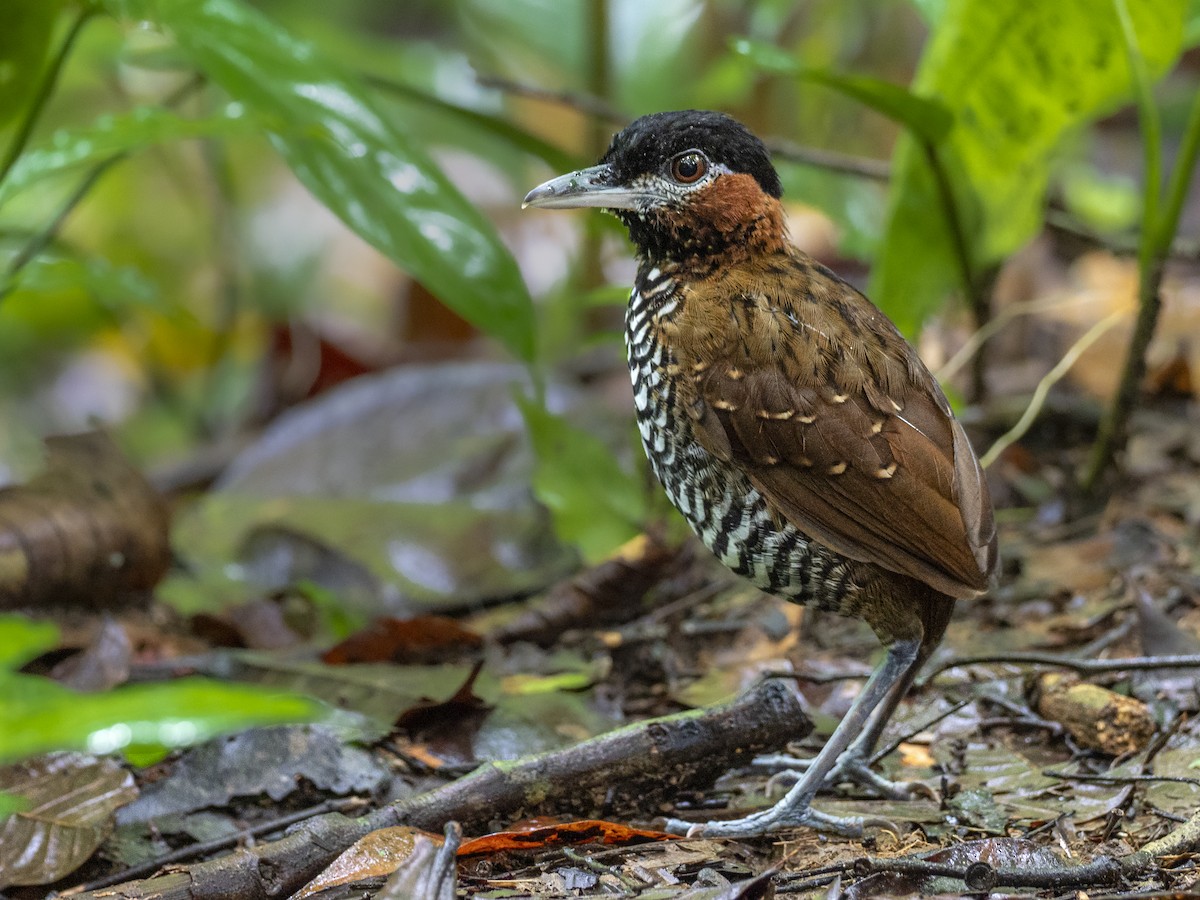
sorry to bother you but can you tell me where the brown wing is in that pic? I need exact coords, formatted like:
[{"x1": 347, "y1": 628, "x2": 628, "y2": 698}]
[{"x1": 678, "y1": 285, "x2": 996, "y2": 600}]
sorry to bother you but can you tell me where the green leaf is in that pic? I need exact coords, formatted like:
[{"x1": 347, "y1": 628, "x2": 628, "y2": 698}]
[
  {"x1": 0, "y1": 672, "x2": 317, "y2": 765},
  {"x1": 104, "y1": 0, "x2": 536, "y2": 363},
  {"x1": 1188, "y1": 0, "x2": 1200, "y2": 47},
  {"x1": 0, "y1": 105, "x2": 254, "y2": 209},
  {"x1": 870, "y1": 0, "x2": 1188, "y2": 333},
  {"x1": 517, "y1": 397, "x2": 645, "y2": 564},
  {"x1": 908, "y1": 0, "x2": 949, "y2": 26},
  {"x1": 0, "y1": 0, "x2": 63, "y2": 128},
  {"x1": 0, "y1": 792, "x2": 23, "y2": 817},
  {"x1": 732, "y1": 38, "x2": 953, "y2": 143},
  {"x1": 11, "y1": 255, "x2": 160, "y2": 314},
  {"x1": 368, "y1": 77, "x2": 577, "y2": 174},
  {"x1": 0, "y1": 616, "x2": 59, "y2": 671}
]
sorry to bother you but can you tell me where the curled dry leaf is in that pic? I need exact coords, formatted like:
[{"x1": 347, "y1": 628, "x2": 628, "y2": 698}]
[
  {"x1": 290, "y1": 825, "x2": 441, "y2": 899},
  {"x1": 0, "y1": 432, "x2": 170, "y2": 609}
]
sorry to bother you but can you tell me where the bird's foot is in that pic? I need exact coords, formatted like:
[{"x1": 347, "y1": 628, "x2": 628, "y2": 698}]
[
  {"x1": 753, "y1": 750, "x2": 931, "y2": 801},
  {"x1": 659, "y1": 804, "x2": 879, "y2": 839}
]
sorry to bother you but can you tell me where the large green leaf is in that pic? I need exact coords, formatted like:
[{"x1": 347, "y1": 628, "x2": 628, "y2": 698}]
[
  {"x1": 732, "y1": 39, "x2": 953, "y2": 144},
  {"x1": 0, "y1": 672, "x2": 317, "y2": 765},
  {"x1": 104, "y1": 0, "x2": 536, "y2": 363},
  {"x1": 0, "y1": 0, "x2": 63, "y2": 128},
  {"x1": 517, "y1": 397, "x2": 645, "y2": 564},
  {"x1": 0, "y1": 615, "x2": 316, "y2": 765},
  {"x1": 0, "y1": 616, "x2": 58, "y2": 671},
  {"x1": 871, "y1": 0, "x2": 1188, "y2": 334}
]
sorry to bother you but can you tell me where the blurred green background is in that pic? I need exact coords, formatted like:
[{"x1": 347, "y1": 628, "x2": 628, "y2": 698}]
[{"x1": 0, "y1": 0, "x2": 1195, "y2": 489}]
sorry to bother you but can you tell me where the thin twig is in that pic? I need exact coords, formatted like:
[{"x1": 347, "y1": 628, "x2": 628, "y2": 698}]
[
  {"x1": 476, "y1": 74, "x2": 896, "y2": 183},
  {"x1": 764, "y1": 138, "x2": 891, "y2": 181},
  {"x1": 475, "y1": 74, "x2": 625, "y2": 122},
  {"x1": 980, "y1": 309, "x2": 1126, "y2": 468},
  {"x1": 1044, "y1": 771, "x2": 1200, "y2": 790},
  {"x1": 935, "y1": 293, "x2": 1103, "y2": 384},
  {"x1": 870, "y1": 698, "x2": 973, "y2": 765},
  {"x1": 1044, "y1": 210, "x2": 1200, "y2": 262},
  {"x1": 1121, "y1": 805, "x2": 1200, "y2": 876},
  {"x1": 926, "y1": 651, "x2": 1200, "y2": 680}
]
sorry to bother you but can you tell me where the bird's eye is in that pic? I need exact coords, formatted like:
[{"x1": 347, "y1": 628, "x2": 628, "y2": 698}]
[{"x1": 670, "y1": 151, "x2": 708, "y2": 184}]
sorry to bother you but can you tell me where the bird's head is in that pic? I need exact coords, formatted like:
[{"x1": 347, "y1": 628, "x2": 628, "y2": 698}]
[{"x1": 523, "y1": 110, "x2": 786, "y2": 267}]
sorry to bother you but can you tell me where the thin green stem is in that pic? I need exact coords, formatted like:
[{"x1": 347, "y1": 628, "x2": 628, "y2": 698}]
[
  {"x1": 919, "y1": 139, "x2": 990, "y2": 400},
  {"x1": 1081, "y1": 0, "x2": 1194, "y2": 492},
  {"x1": 0, "y1": 6, "x2": 97, "y2": 190},
  {"x1": 0, "y1": 76, "x2": 205, "y2": 307},
  {"x1": 0, "y1": 155, "x2": 123, "y2": 304},
  {"x1": 1113, "y1": 0, "x2": 1161, "y2": 270},
  {"x1": 1153, "y1": 84, "x2": 1200, "y2": 256}
]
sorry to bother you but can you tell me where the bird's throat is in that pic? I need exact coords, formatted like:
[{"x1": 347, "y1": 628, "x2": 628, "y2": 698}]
[{"x1": 617, "y1": 175, "x2": 788, "y2": 275}]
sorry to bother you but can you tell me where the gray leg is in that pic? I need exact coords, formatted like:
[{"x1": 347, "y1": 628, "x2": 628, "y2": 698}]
[{"x1": 660, "y1": 638, "x2": 921, "y2": 838}]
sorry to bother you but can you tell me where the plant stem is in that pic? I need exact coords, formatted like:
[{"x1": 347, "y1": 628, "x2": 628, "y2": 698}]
[
  {"x1": 919, "y1": 139, "x2": 990, "y2": 400},
  {"x1": 0, "y1": 76, "x2": 205, "y2": 306},
  {"x1": 981, "y1": 310, "x2": 1125, "y2": 469},
  {"x1": 1081, "y1": 0, "x2": 1199, "y2": 492},
  {"x1": 0, "y1": 155, "x2": 123, "y2": 304},
  {"x1": 0, "y1": 6, "x2": 97, "y2": 190}
]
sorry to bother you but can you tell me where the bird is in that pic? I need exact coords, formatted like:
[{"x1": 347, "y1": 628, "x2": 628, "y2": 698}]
[{"x1": 523, "y1": 109, "x2": 997, "y2": 838}]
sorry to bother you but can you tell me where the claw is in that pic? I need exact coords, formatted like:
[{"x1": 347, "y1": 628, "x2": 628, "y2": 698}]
[
  {"x1": 751, "y1": 749, "x2": 929, "y2": 800},
  {"x1": 663, "y1": 806, "x2": 867, "y2": 839}
]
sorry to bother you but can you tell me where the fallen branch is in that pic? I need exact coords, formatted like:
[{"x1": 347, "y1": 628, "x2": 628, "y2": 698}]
[{"x1": 69, "y1": 679, "x2": 808, "y2": 900}]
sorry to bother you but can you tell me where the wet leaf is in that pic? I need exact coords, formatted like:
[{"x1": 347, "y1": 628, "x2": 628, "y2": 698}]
[
  {"x1": 394, "y1": 660, "x2": 491, "y2": 765},
  {"x1": 870, "y1": 0, "x2": 1188, "y2": 332},
  {"x1": 116, "y1": 725, "x2": 387, "y2": 825},
  {"x1": 0, "y1": 671, "x2": 317, "y2": 765},
  {"x1": 0, "y1": 615, "x2": 58, "y2": 669},
  {"x1": 946, "y1": 788, "x2": 1008, "y2": 834},
  {"x1": 104, "y1": 0, "x2": 535, "y2": 362},
  {"x1": 518, "y1": 398, "x2": 645, "y2": 563},
  {"x1": 0, "y1": 105, "x2": 253, "y2": 208},
  {"x1": 293, "y1": 825, "x2": 439, "y2": 899},
  {"x1": 0, "y1": 753, "x2": 136, "y2": 889},
  {"x1": 162, "y1": 495, "x2": 570, "y2": 618},
  {"x1": 0, "y1": 0, "x2": 64, "y2": 129},
  {"x1": 163, "y1": 363, "x2": 579, "y2": 618}
]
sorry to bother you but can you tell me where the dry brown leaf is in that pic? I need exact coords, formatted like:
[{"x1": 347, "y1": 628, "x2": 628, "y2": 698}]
[
  {"x1": 0, "y1": 753, "x2": 137, "y2": 889},
  {"x1": 291, "y1": 825, "x2": 439, "y2": 899},
  {"x1": 456, "y1": 819, "x2": 674, "y2": 857},
  {"x1": 0, "y1": 432, "x2": 170, "y2": 609}
]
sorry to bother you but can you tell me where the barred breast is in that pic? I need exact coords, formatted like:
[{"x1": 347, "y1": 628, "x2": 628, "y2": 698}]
[{"x1": 624, "y1": 264, "x2": 865, "y2": 615}]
